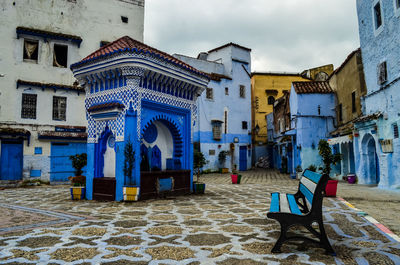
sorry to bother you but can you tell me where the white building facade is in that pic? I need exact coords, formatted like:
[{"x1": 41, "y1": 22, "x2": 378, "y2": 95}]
[
  {"x1": 174, "y1": 43, "x2": 252, "y2": 172},
  {"x1": 0, "y1": 0, "x2": 144, "y2": 182}
]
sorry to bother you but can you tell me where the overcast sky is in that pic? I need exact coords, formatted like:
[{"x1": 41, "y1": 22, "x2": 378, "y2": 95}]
[{"x1": 144, "y1": 0, "x2": 360, "y2": 73}]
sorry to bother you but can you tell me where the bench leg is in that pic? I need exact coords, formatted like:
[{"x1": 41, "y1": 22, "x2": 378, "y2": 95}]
[
  {"x1": 271, "y1": 223, "x2": 288, "y2": 253},
  {"x1": 318, "y1": 221, "x2": 335, "y2": 255}
]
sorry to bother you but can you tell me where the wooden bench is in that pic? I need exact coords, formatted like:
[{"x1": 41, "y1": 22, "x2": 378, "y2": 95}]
[{"x1": 267, "y1": 169, "x2": 335, "y2": 255}]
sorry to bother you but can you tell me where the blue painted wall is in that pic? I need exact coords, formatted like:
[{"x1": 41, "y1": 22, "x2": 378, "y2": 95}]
[
  {"x1": 289, "y1": 86, "x2": 336, "y2": 174},
  {"x1": 356, "y1": 0, "x2": 400, "y2": 188}
]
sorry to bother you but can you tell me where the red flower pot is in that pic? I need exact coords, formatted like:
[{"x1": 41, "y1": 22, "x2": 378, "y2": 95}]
[
  {"x1": 231, "y1": 174, "x2": 238, "y2": 184},
  {"x1": 325, "y1": 180, "x2": 338, "y2": 197}
]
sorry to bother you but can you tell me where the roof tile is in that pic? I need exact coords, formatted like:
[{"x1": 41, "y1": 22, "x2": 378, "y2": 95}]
[{"x1": 292, "y1": 81, "x2": 333, "y2": 94}]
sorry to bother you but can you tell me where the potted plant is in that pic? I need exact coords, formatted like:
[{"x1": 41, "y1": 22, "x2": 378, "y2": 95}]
[
  {"x1": 193, "y1": 150, "x2": 207, "y2": 194},
  {"x1": 69, "y1": 153, "x2": 87, "y2": 200},
  {"x1": 318, "y1": 139, "x2": 342, "y2": 197},
  {"x1": 295, "y1": 165, "x2": 303, "y2": 179},
  {"x1": 123, "y1": 139, "x2": 139, "y2": 201},
  {"x1": 218, "y1": 151, "x2": 229, "y2": 173},
  {"x1": 230, "y1": 164, "x2": 241, "y2": 184}
]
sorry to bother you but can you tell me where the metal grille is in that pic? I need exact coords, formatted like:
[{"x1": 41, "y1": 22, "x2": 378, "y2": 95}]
[
  {"x1": 21, "y1": 94, "x2": 37, "y2": 119},
  {"x1": 394, "y1": 124, "x2": 399, "y2": 139},
  {"x1": 206, "y1": 87, "x2": 213, "y2": 99},
  {"x1": 240, "y1": 85, "x2": 245, "y2": 98},
  {"x1": 53, "y1": 96, "x2": 67, "y2": 121}
]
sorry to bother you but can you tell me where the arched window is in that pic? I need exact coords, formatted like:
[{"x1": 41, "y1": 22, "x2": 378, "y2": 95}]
[{"x1": 268, "y1": 96, "x2": 275, "y2": 105}]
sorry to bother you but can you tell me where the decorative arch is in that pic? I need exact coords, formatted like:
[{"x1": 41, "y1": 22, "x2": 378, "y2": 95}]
[
  {"x1": 361, "y1": 133, "x2": 379, "y2": 184},
  {"x1": 141, "y1": 114, "x2": 184, "y2": 159},
  {"x1": 95, "y1": 127, "x2": 115, "y2": 178}
]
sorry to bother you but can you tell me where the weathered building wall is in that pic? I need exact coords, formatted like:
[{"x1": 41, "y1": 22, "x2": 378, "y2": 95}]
[
  {"x1": 356, "y1": 0, "x2": 400, "y2": 188},
  {"x1": 0, "y1": 0, "x2": 144, "y2": 182},
  {"x1": 251, "y1": 73, "x2": 308, "y2": 145}
]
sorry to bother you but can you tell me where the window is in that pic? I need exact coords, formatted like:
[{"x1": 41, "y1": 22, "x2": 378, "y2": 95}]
[
  {"x1": 338, "y1": 104, "x2": 343, "y2": 123},
  {"x1": 34, "y1": 147, "x2": 42, "y2": 155},
  {"x1": 23, "y1": 39, "x2": 38, "y2": 62},
  {"x1": 206, "y1": 87, "x2": 213, "y2": 99},
  {"x1": 239, "y1": 85, "x2": 245, "y2": 98},
  {"x1": 100, "y1": 41, "x2": 110, "y2": 47},
  {"x1": 394, "y1": 123, "x2": 399, "y2": 139},
  {"x1": 374, "y1": 2, "x2": 383, "y2": 29},
  {"x1": 209, "y1": 149, "x2": 215, "y2": 155},
  {"x1": 212, "y1": 122, "x2": 222, "y2": 140},
  {"x1": 53, "y1": 96, "x2": 67, "y2": 121},
  {"x1": 121, "y1": 16, "x2": 128, "y2": 23},
  {"x1": 53, "y1": 44, "x2": 68, "y2": 68},
  {"x1": 352, "y1": 91, "x2": 356, "y2": 113},
  {"x1": 242, "y1": 121, "x2": 248, "y2": 130},
  {"x1": 224, "y1": 111, "x2": 228, "y2": 134},
  {"x1": 21, "y1": 94, "x2": 37, "y2": 119},
  {"x1": 267, "y1": 96, "x2": 275, "y2": 105},
  {"x1": 225, "y1": 87, "x2": 229, "y2": 95},
  {"x1": 378, "y1": 61, "x2": 387, "y2": 84}
]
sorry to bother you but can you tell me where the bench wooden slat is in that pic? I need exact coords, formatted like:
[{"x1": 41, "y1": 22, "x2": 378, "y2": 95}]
[
  {"x1": 300, "y1": 176, "x2": 317, "y2": 194},
  {"x1": 300, "y1": 183, "x2": 314, "y2": 206},
  {"x1": 303, "y1": 170, "x2": 322, "y2": 183},
  {"x1": 270, "y1": 193, "x2": 280, "y2": 212},
  {"x1": 287, "y1": 194, "x2": 302, "y2": 215},
  {"x1": 279, "y1": 193, "x2": 291, "y2": 213}
]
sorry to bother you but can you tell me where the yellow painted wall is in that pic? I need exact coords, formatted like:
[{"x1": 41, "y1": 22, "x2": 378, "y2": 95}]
[{"x1": 251, "y1": 73, "x2": 309, "y2": 145}]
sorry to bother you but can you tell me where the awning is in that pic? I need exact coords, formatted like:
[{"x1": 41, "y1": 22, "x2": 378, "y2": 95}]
[{"x1": 328, "y1": 135, "x2": 353, "y2": 145}]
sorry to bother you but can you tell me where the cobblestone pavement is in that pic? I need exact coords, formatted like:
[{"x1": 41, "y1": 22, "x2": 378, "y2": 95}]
[{"x1": 0, "y1": 170, "x2": 399, "y2": 264}]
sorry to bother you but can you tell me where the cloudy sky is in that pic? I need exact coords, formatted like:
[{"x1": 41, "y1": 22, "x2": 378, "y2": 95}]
[{"x1": 144, "y1": 0, "x2": 360, "y2": 73}]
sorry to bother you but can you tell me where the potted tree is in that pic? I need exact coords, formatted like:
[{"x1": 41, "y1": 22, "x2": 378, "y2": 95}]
[
  {"x1": 123, "y1": 139, "x2": 139, "y2": 201},
  {"x1": 218, "y1": 151, "x2": 229, "y2": 173},
  {"x1": 193, "y1": 150, "x2": 207, "y2": 194},
  {"x1": 295, "y1": 165, "x2": 303, "y2": 179},
  {"x1": 230, "y1": 164, "x2": 241, "y2": 184},
  {"x1": 69, "y1": 153, "x2": 87, "y2": 200},
  {"x1": 318, "y1": 139, "x2": 342, "y2": 197}
]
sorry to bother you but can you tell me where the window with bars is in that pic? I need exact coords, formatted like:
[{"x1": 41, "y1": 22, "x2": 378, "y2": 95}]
[
  {"x1": 21, "y1": 94, "x2": 37, "y2": 119},
  {"x1": 377, "y1": 61, "x2": 387, "y2": 84},
  {"x1": 53, "y1": 96, "x2": 67, "y2": 121},
  {"x1": 206, "y1": 87, "x2": 213, "y2": 99},
  {"x1": 239, "y1": 85, "x2": 245, "y2": 98},
  {"x1": 394, "y1": 123, "x2": 399, "y2": 139},
  {"x1": 212, "y1": 122, "x2": 222, "y2": 140}
]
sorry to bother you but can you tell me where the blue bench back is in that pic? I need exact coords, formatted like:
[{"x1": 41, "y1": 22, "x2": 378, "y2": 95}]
[{"x1": 299, "y1": 170, "x2": 323, "y2": 209}]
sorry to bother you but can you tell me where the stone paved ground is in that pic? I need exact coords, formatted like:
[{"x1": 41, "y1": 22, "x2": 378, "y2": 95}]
[{"x1": 0, "y1": 169, "x2": 399, "y2": 264}]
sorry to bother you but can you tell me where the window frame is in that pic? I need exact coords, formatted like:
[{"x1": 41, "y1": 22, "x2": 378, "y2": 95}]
[
  {"x1": 52, "y1": 96, "x2": 67, "y2": 121},
  {"x1": 212, "y1": 122, "x2": 222, "y2": 140},
  {"x1": 21, "y1": 93, "x2": 37, "y2": 119},
  {"x1": 351, "y1": 91, "x2": 356, "y2": 113},
  {"x1": 23, "y1": 38, "x2": 39, "y2": 63},
  {"x1": 53, "y1": 43, "x2": 68, "y2": 68},
  {"x1": 372, "y1": 0, "x2": 384, "y2": 36}
]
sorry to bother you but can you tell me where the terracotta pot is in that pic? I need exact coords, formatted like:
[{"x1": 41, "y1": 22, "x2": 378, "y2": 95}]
[{"x1": 325, "y1": 180, "x2": 338, "y2": 197}]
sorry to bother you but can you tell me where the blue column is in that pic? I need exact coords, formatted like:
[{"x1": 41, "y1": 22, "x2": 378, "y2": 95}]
[
  {"x1": 124, "y1": 108, "x2": 141, "y2": 188},
  {"x1": 115, "y1": 141, "x2": 125, "y2": 201},
  {"x1": 85, "y1": 143, "x2": 95, "y2": 200}
]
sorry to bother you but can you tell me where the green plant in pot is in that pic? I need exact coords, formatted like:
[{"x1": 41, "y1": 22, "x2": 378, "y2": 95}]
[
  {"x1": 231, "y1": 164, "x2": 241, "y2": 184},
  {"x1": 123, "y1": 139, "x2": 139, "y2": 201},
  {"x1": 318, "y1": 139, "x2": 342, "y2": 197},
  {"x1": 218, "y1": 150, "x2": 229, "y2": 173},
  {"x1": 69, "y1": 153, "x2": 87, "y2": 200},
  {"x1": 193, "y1": 150, "x2": 208, "y2": 194}
]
